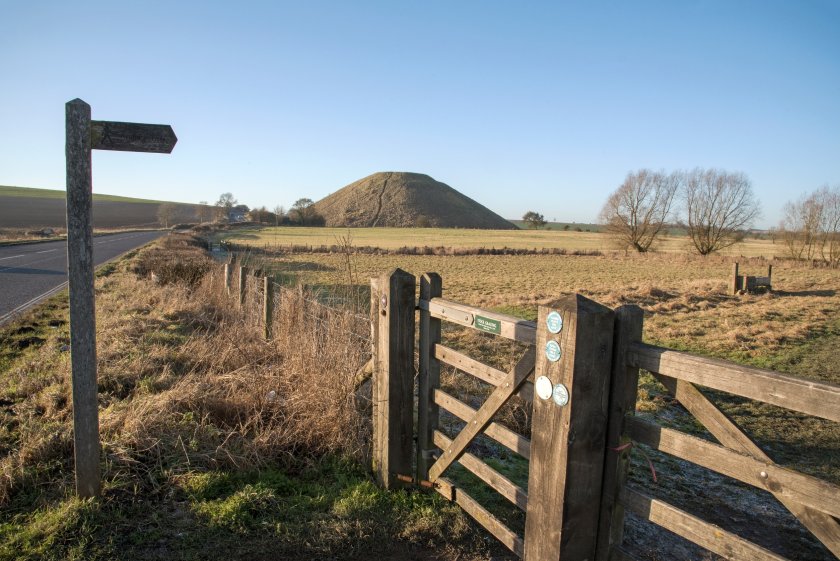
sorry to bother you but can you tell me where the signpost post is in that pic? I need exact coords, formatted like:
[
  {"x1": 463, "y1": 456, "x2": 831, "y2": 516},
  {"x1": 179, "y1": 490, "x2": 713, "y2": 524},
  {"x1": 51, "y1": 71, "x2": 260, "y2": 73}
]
[{"x1": 65, "y1": 98, "x2": 176, "y2": 497}]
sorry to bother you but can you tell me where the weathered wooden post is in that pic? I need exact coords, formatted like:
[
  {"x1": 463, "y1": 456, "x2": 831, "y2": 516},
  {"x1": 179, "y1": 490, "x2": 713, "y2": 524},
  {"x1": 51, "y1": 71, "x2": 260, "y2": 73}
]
[
  {"x1": 65, "y1": 99, "x2": 99, "y2": 498},
  {"x1": 417, "y1": 272, "x2": 442, "y2": 482},
  {"x1": 731, "y1": 262, "x2": 740, "y2": 294},
  {"x1": 523, "y1": 294, "x2": 616, "y2": 561},
  {"x1": 371, "y1": 269, "x2": 416, "y2": 489},
  {"x1": 263, "y1": 276, "x2": 274, "y2": 340},
  {"x1": 238, "y1": 266, "x2": 247, "y2": 308},
  {"x1": 64, "y1": 98, "x2": 176, "y2": 498},
  {"x1": 596, "y1": 305, "x2": 644, "y2": 561},
  {"x1": 224, "y1": 262, "x2": 232, "y2": 295}
]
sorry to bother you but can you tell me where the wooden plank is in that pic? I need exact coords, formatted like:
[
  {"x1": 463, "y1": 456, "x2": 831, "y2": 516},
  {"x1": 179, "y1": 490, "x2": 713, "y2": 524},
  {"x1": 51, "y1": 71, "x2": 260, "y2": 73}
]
[
  {"x1": 620, "y1": 488, "x2": 789, "y2": 561},
  {"x1": 433, "y1": 430, "x2": 528, "y2": 511},
  {"x1": 629, "y1": 342, "x2": 840, "y2": 423},
  {"x1": 434, "y1": 389, "x2": 531, "y2": 459},
  {"x1": 625, "y1": 416, "x2": 840, "y2": 519},
  {"x1": 371, "y1": 269, "x2": 416, "y2": 489},
  {"x1": 434, "y1": 344, "x2": 534, "y2": 401},
  {"x1": 417, "y1": 273, "x2": 442, "y2": 482},
  {"x1": 418, "y1": 297, "x2": 537, "y2": 344},
  {"x1": 596, "y1": 305, "x2": 644, "y2": 561},
  {"x1": 524, "y1": 295, "x2": 616, "y2": 561},
  {"x1": 435, "y1": 477, "x2": 525, "y2": 558},
  {"x1": 655, "y1": 374, "x2": 840, "y2": 557},
  {"x1": 427, "y1": 351, "x2": 535, "y2": 482},
  {"x1": 65, "y1": 98, "x2": 101, "y2": 498},
  {"x1": 90, "y1": 120, "x2": 177, "y2": 153}
]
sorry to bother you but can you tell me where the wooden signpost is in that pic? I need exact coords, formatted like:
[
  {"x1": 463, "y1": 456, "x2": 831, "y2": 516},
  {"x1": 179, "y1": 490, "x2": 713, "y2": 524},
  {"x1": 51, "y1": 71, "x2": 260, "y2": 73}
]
[{"x1": 65, "y1": 98, "x2": 176, "y2": 497}]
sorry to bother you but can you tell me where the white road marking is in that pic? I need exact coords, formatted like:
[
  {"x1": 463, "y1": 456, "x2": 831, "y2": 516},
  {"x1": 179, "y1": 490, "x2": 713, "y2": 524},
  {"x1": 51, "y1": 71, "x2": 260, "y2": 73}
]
[
  {"x1": 36, "y1": 249, "x2": 58, "y2": 254},
  {"x1": 0, "y1": 254, "x2": 25, "y2": 261}
]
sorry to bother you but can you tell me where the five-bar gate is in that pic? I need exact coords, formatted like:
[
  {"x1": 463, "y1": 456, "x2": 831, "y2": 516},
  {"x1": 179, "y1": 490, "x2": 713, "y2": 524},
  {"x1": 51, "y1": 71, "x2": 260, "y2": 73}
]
[{"x1": 370, "y1": 269, "x2": 840, "y2": 561}]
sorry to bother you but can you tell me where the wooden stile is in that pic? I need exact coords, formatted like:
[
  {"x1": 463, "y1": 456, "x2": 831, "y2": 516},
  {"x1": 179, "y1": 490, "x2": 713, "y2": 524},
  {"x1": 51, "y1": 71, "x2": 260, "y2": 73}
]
[
  {"x1": 524, "y1": 295, "x2": 616, "y2": 561},
  {"x1": 371, "y1": 269, "x2": 416, "y2": 490}
]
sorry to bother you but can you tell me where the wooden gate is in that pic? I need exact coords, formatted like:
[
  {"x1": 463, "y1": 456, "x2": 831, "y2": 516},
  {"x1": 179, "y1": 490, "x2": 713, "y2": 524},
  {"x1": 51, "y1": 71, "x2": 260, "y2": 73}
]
[
  {"x1": 371, "y1": 269, "x2": 619, "y2": 560},
  {"x1": 370, "y1": 269, "x2": 840, "y2": 561}
]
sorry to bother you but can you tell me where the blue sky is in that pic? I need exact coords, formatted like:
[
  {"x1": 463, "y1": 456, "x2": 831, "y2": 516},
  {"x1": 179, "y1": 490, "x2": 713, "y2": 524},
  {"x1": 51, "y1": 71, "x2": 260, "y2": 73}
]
[{"x1": 1, "y1": 1, "x2": 838, "y2": 227}]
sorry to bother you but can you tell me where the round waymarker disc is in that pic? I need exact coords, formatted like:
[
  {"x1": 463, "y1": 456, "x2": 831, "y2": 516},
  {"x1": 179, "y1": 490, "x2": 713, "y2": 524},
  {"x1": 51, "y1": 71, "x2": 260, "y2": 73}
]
[{"x1": 535, "y1": 376, "x2": 553, "y2": 400}]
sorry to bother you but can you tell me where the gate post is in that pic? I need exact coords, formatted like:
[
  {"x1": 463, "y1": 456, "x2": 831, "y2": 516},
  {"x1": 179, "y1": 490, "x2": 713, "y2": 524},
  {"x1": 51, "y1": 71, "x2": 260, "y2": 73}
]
[
  {"x1": 371, "y1": 269, "x2": 416, "y2": 489},
  {"x1": 595, "y1": 305, "x2": 644, "y2": 561},
  {"x1": 417, "y1": 272, "x2": 442, "y2": 482},
  {"x1": 524, "y1": 294, "x2": 615, "y2": 561}
]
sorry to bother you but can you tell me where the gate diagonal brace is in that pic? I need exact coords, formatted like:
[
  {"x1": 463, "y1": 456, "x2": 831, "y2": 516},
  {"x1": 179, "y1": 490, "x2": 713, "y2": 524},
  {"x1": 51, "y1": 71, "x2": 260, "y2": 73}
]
[{"x1": 427, "y1": 350, "x2": 536, "y2": 483}]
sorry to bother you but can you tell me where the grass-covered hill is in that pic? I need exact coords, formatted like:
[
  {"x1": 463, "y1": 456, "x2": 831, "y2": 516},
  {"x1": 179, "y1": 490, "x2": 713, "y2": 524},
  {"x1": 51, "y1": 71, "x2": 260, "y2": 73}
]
[
  {"x1": 0, "y1": 185, "x2": 201, "y2": 229},
  {"x1": 311, "y1": 172, "x2": 516, "y2": 229}
]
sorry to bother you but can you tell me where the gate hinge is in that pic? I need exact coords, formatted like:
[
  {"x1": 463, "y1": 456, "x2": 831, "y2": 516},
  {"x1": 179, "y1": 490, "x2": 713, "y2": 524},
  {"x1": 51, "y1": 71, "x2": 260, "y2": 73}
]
[{"x1": 394, "y1": 473, "x2": 434, "y2": 489}]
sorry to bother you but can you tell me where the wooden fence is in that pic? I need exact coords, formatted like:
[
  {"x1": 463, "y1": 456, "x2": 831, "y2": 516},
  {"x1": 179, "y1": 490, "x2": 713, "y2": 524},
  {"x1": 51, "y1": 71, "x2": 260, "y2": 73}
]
[{"x1": 371, "y1": 269, "x2": 840, "y2": 561}]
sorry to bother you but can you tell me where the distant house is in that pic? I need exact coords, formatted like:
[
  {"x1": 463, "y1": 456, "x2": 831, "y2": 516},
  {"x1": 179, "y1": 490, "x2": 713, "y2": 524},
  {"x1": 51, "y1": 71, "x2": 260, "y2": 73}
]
[{"x1": 227, "y1": 209, "x2": 247, "y2": 223}]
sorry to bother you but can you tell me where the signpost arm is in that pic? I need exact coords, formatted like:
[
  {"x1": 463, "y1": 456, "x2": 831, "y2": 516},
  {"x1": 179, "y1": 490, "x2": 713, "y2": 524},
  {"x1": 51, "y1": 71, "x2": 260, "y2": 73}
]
[{"x1": 65, "y1": 99, "x2": 101, "y2": 498}]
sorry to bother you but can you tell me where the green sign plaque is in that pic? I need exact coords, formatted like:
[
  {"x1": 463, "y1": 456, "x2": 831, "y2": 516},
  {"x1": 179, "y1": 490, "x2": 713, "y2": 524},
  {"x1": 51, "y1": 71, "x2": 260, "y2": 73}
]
[{"x1": 474, "y1": 315, "x2": 501, "y2": 335}]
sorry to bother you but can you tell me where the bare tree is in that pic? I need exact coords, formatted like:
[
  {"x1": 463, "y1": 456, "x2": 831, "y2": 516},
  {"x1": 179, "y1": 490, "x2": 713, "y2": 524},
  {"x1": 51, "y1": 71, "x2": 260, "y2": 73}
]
[
  {"x1": 273, "y1": 205, "x2": 285, "y2": 226},
  {"x1": 599, "y1": 169, "x2": 680, "y2": 252},
  {"x1": 779, "y1": 192, "x2": 823, "y2": 259},
  {"x1": 780, "y1": 185, "x2": 840, "y2": 263},
  {"x1": 683, "y1": 168, "x2": 760, "y2": 255},
  {"x1": 817, "y1": 185, "x2": 840, "y2": 264},
  {"x1": 157, "y1": 203, "x2": 178, "y2": 228}
]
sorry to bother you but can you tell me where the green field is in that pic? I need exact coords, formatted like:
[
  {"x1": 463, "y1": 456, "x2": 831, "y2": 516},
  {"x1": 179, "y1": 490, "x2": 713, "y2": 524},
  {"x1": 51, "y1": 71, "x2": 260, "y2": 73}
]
[{"x1": 220, "y1": 225, "x2": 784, "y2": 258}]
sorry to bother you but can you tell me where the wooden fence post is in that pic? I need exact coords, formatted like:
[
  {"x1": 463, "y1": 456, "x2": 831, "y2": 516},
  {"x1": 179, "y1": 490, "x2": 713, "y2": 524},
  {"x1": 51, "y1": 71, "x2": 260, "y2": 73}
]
[
  {"x1": 595, "y1": 305, "x2": 644, "y2": 561},
  {"x1": 65, "y1": 98, "x2": 101, "y2": 498},
  {"x1": 224, "y1": 263, "x2": 232, "y2": 295},
  {"x1": 417, "y1": 272, "x2": 442, "y2": 482},
  {"x1": 238, "y1": 266, "x2": 246, "y2": 308},
  {"x1": 731, "y1": 262, "x2": 740, "y2": 294},
  {"x1": 263, "y1": 276, "x2": 274, "y2": 340},
  {"x1": 524, "y1": 294, "x2": 615, "y2": 561},
  {"x1": 371, "y1": 269, "x2": 416, "y2": 490}
]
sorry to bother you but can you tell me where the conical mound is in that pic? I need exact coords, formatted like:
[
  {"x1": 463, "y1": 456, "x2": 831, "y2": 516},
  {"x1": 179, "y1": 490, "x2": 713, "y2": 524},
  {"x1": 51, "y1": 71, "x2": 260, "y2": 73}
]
[{"x1": 311, "y1": 172, "x2": 515, "y2": 229}]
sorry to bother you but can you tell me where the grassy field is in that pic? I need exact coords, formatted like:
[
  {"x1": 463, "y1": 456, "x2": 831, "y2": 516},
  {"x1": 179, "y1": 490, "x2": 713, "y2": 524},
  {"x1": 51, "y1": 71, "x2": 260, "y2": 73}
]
[{"x1": 219, "y1": 225, "x2": 784, "y2": 257}]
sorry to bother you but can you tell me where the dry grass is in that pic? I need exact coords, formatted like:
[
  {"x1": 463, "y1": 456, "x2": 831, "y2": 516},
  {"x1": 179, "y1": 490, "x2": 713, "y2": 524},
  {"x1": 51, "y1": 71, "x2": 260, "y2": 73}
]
[
  {"x1": 0, "y1": 235, "x2": 491, "y2": 560},
  {"x1": 219, "y1": 225, "x2": 783, "y2": 257}
]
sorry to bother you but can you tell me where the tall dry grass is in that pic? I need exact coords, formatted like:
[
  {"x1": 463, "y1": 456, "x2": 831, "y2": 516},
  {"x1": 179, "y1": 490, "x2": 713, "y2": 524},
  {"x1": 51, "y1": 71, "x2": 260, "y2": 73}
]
[{"x1": 0, "y1": 235, "x2": 371, "y2": 505}]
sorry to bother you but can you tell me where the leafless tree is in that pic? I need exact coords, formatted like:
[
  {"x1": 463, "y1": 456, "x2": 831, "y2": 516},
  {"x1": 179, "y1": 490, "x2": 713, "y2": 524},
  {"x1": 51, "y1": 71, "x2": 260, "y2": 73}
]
[
  {"x1": 818, "y1": 185, "x2": 840, "y2": 264},
  {"x1": 779, "y1": 192, "x2": 823, "y2": 259},
  {"x1": 780, "y1": 185, "x2": 840, "y2": 263},
  {"x1": 157, "y1": 203, "x2": 178, "y2": 228},
  {"x1": 683, "y1": 168, "x2": 760, "y2": 255},
  {"x1": 598, "y1": 169, "x2": 680, "y2": 252}
]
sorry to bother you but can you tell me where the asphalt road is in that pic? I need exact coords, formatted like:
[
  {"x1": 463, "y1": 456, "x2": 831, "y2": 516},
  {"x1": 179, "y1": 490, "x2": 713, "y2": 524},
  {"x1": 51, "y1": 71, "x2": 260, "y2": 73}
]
[{"x1": 0, "y1": 231, "x2": 165, "y2": 325}]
